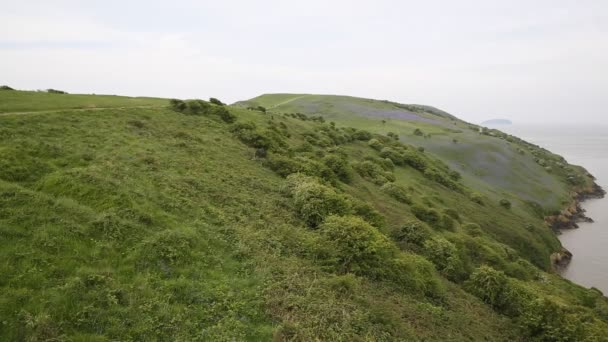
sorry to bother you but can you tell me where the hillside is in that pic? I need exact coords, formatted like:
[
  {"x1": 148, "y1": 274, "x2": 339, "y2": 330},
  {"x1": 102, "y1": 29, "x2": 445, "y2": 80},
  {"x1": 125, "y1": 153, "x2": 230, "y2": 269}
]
[{"x1": 1, "y1": 89, "x2": 607, "y2": 341}]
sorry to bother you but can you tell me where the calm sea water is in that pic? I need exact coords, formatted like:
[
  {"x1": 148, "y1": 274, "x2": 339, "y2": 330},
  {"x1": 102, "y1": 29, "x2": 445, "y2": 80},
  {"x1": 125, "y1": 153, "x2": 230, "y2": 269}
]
[{"x1": 499, "y1": 124, "x2": 608, "y2": 293}]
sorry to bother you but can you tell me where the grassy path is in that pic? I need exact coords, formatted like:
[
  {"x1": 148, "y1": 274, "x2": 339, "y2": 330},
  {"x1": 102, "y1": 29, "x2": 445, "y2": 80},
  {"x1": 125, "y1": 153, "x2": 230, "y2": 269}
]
[
  {"x1": 268, "y1": 94, "x2": 310, "y2": 109},
  {"x1": 0, "y1": 105, "x2": 164, "y2": 116}
]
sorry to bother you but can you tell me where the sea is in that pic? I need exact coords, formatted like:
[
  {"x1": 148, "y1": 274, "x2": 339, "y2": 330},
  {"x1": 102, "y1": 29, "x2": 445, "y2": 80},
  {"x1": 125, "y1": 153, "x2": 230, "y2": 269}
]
[{"x1": 499, "y1": 123, "x2": 608, "y2": 294}]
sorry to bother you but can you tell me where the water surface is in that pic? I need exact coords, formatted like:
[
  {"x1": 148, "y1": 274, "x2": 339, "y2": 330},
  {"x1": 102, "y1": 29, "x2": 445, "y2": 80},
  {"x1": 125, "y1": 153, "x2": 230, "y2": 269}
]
[{"x1": 500, "y1": 124, "x2": 608, "y2": 293}]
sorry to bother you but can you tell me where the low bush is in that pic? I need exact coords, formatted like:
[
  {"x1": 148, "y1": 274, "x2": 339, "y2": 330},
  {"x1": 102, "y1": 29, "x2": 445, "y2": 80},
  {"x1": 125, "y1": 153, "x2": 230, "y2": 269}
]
[
  {"x1": 319, "y1": 215, "x2": 393, "y2": 274},
  {"x1": 380, "y1": 182, "x2": 411, "y2": 204},
  {"x1": 0, "y1": 85, "x2": 14, "y2": 90},
  {"x1": 465, "y1": 265, "x2": 528, "y2": 316},
  {"x1": 402, "y1": 150, "x2": 427, "y2": 171},
  {"x1": 368, "y1": 138, "x2": 383, "y2": 151},
  {"x1": 353, "y1": 161, "x2": 394, "y2": 185},
  {"x1": 352, "y1": 130, "x2": 372, "y2": 141},
  {"x1": 209, "y1": 97, "x2": 225, "y2": 106},
  {"x1": 462, "y1": 223, "x2": 483, "y2": 237},
  {"x1": 212, "y1": 106, "x2": 236, "y2": 123},
  {"x1": 519, "y1": 298, "x2": 586, "y2": 341},
  {"x1": 411, "y1": 205, "x2": 441, "y2": 226},
  {"x1": 423, "y1": 237, "x2": 469, "y2": 282},
  {"x1": 285, "y1": 175, "x2": 352, "y2": 227},
  {"x1": 323, "y1": 154, "x2": 353, "y2": 183},
  {"x1": 47, "y1": 89, "x2": 68, "y2": 94},
  {"x1": 351, "y1": 200, "x2": 385, "y2": 228},
  {"x1": 393, "y1": 220, "x2": 431, "y2": 248},
  {"x1": 499, "y1": 199, "x2": 512, "y2": 209},
  {"x1": 379, "y1": 147, "x2": 404, "y2": 165},
  {"x1": 470, "y1": 193, "x2": 484, "y2": 205}
]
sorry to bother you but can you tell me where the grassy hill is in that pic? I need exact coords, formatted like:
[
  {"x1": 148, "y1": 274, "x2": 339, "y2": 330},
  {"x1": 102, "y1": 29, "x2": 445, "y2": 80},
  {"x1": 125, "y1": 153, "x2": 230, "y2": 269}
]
[{"x1": 1, "y1": 89, "x2": 607, "y2": 341}]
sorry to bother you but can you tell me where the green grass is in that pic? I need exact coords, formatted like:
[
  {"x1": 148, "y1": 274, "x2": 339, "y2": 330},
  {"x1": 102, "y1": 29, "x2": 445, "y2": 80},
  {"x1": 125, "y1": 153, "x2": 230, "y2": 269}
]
[
  {"x1": 1, "y1": 91, "x2": 607, "y2": 340},
  {"x1": 0, "y1": 90, "x2": 167, "y2": 113}
]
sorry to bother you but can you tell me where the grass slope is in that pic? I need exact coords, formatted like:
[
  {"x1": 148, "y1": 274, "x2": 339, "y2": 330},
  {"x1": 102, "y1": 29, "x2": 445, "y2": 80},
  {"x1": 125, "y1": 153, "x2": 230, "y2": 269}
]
[
  {"x1": 0, "y1": 90, "x2": 166, "y2": 113},
  {"x1": 1, "y1": 90, "x2": 607, "y2": 341},
  {"x1": 240, "y1": 94, "x2": 575, "y2": 210}
]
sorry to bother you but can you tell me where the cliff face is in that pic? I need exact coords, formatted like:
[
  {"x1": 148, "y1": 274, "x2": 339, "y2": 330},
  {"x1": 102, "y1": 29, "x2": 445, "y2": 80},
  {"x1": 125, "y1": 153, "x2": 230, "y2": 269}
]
[{"x1": 547, "y1": 181, "x2": 605, "y2": 268}]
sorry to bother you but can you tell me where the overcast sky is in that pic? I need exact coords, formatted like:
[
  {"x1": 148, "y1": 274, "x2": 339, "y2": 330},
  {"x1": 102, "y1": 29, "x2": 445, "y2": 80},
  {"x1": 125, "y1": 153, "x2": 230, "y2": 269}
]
[{"x1": 2, "y1": 0, "x2": 607, "y2": 124}]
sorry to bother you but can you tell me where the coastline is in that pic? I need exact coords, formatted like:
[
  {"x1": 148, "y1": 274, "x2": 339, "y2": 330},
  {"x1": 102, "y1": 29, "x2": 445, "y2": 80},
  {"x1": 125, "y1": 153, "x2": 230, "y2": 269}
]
[{"x1": 549, "y1": 180, "x2": 606, "y2": 270}]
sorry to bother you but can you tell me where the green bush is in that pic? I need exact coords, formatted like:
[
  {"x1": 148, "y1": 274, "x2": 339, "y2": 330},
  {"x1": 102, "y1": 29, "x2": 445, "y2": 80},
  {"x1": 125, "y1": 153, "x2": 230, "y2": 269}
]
[
  {"x1": 319, "y1": 215, "x2": 393, "y2": 274},
  {"x1": 385, "y1": 253, "x2": 446, "y2": 298},
  {"x1": 230, "y1": 122, "x2": 274, "y2": 149},
  {"x1": 443, "y1": 208, "x2": 460, "y2": 221},
  {"x1": 212, "y1": 106, "x2": 236, "y2": 123},
  {"x1": 393, "y1": 221, "x2": 431, "y2": 248},
  {"x1": 0, "y1": 85, "x2": 15, "y2": 90},
  {"x1": 470, "y1": 193, "x2": 484, "y2": 205},
  {"x1": 323, "y1": 154, "x2": 353, "y2": 183},
  {"x1": 402, "y1": 150, "x2": 427, "y2": 171},
  {"x1": 209, "y1": 97, "x2": 225, "y2": 106},
  {"x1": 499, "y1": 199, "x2": 512, "y2": 209},
  {"x1": 413, "y1": 128, "x2": 424, "y2": 136},
  {"x1": 286, "y1": 175, "x2": 352, "y2": 227},
  {"x1": 380, "y1": 182, "x2": 411, "y2": 204},
  {"x1": 368, "y1": 138, "x2": 383, "y2": 151},
  {"x1": 47, "y1": 89, "x2": 68, "y2": 94},
  {"x1": 169, "y1": 98, "x2": 187, "y2": 111},
  {"x1": 265, "y1": 155, "x2": 304, "y2": 177},
  {"x1": 465, "y1": 265, "x2": 528, "y2": 316},
  {"x1": 379, "y1": 147, "x2": 404, "y2": 165},
  {"x1": 411, "y1": 205, "x2": 441, "y2": 226},
  {"x1": 462, "y1": 223, "x2": 483, "y2": 237},
  {"x1": 423, "y1": 237, "x2": 469, "y2": 282},
  {"x1": 353, "y1": 161, "x2": 393, "y2": 185},
  {"x1": 519, "y1": 298, "x2": 585, "y2": 341},
  {"x1": 351, "y1": 200, "x2": 385, "y2": 228},
  {"x1": 352, "y1": 130, "x2": 372, "y2": 141}
]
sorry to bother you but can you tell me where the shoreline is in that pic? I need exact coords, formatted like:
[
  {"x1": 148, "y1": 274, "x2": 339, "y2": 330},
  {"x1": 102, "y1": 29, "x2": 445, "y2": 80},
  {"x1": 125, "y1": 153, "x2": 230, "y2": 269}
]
[{"x1": 549, "y1": 180, "x2": 606, "y2": 270}]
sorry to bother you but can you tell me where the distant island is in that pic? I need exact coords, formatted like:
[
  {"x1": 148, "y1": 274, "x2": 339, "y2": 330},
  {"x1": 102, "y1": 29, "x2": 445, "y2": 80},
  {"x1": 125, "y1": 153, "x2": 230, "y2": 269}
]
[{"x1": 482, "y1": 118, "x2": 512, "y2": 125}]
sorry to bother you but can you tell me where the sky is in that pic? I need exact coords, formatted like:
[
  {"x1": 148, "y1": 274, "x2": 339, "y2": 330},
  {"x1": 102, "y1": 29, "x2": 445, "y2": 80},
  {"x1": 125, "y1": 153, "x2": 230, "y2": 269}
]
[{"x1": 1, "y1": 0, "x2": 607, "y2": 124}]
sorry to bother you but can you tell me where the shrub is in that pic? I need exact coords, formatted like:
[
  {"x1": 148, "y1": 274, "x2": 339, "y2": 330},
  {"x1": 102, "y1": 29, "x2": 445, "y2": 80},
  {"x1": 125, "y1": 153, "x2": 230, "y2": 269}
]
[
  {"x1": 411, "y1": 205, "x2": 441, "y2": 226},
  {"x1": 0, "y1": 85, "x2": 14, "y2": 90},
  {"x1": 46, "y1": 89, "x2": 68, "y2": 94},
  {"x1": 323, "y1": 154, "x2": 353, "y2": 183},
  {"x1": 465, "y1": 265, "x2": 528, "y2": 316},
  {"x1": 385, "y1": 253, "x2": 445, "y2": 298},
  {"x1": 169, "y1": 99, "x2": 187, "y2": 111},
  {"x1": 443, "y1": 208, "x2": 460, "y2": 221},
  {"x1": 462, "y1": 223, "x2": 483, "y2": 237},
  {"x1": 380, "y1": 182, "x2": 411, "y2": 204},
  {"x1": 209, "y1": 97, "x2": 225, "y2": 106},
  {"x1": 379, "y1": 147, "x2": 404, "y2": 165},
  {"x1": 439, "y1": 214, "x2": 456, "y2": 231},
  {"x1": 499, "y1": 199, "x2": 512, "y2": 209},
  {"x1": 353, "y1": 161, "x2": 393, "y2": 185},
  {"x1": 520, "y1": 298, "x2": 586, "y2": 341},
  {"x1": 352, "y1": 130, "x2": 372, "y2": 141},
  {"x1": 368, "y1": 138, "x2": 383, "y2": 151},
  {"x1": 286, "y1": 175, "x2": 351, "y2": 227},
  {"x1": 265, "y1": 155, "x2": 304, "y2": 177},
  {"x1": 319, "y1": 215, "x2": 393, "y2": 274},
  {"x1": 351, "y1": 200, "x2": 385, "y2": 228},
  {"x1": 413, "y1": 128, "x2": 424, "y2": 136},
  {"x1": 470, "y1": 193, "x2": 484, "y2": 205},
  {"x1": 393, "y1": 221, "x2": 431, "y2": 247},
  {"x1": 423, "y1": 237, "x2": 469, "y2": 281},
  {"x1": 230, "y1": 122, "x2": 274, "y2": 149},
  {"x1": 402, "y1": 150, "x2": 427, "y2": 171},
  {"x1": 386, "y1": 132, "x2": 399, "y2": 140},
  {"x1": 212, "y1": 106, "x2": 236, "y2": 123}
]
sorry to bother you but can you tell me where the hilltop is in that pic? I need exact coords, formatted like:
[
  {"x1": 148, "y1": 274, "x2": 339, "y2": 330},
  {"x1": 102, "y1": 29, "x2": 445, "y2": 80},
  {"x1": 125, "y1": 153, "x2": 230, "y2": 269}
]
[{"x1": 1, "y1": 89, "x2": 607, "y2": 341}]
